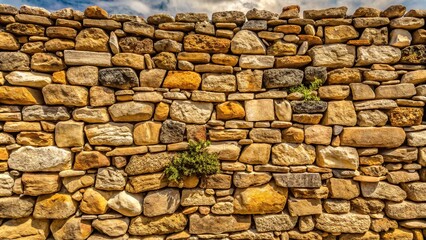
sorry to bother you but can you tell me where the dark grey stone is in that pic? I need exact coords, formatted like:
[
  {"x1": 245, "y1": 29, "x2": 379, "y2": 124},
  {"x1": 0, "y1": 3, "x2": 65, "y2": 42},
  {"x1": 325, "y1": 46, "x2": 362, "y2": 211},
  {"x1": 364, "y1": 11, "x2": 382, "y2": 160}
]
[
  {"x1": 291, "y1": 101, "x2": 328, "y2": 113},
  {"x1": 273, "y1": 173, "x2": 322, "y2": 188},
  {"x1": 160, "y1": 120, "x2": 186, "y2": 144},
  {"x1": 305, "y1": 66, "x2": 327, "y2": 82},
  {"x1": 332, "y1": 169, "x2": 358, "y2": 178},
  {"x1": 99, "y1": 67, "x2": 139, "y2": 90},
  {"x1": 263, "y1": 68, "x2": 304, "y2": 88},
  {"x1": 401, "y1": 45, "x2": 426, "y2": 64}
]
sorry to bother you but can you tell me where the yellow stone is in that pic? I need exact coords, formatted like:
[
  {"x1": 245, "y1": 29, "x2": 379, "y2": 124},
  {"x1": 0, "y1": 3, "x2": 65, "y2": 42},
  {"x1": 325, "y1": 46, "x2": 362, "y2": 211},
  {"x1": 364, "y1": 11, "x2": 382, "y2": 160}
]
[
  {"x1": 134, "y1": 121, "x2": 162, "y2": 145},
  {"x1": 0, "y1": 148, "x2": 9, "y2": 160},
  {"x1": 0, "y1": 86, "x2": 43, "y2": 105},
  {"x1": 184, "y1": 34, "x2": 230, "y2": 53},
  {"x1": 162, "y1": 71, "x2": 201, "y2": 90},
  {"x1": 233, "y1": 183, "x2": 288, "y2": 214},
  {"x1": 216, "y1": 101, "x2": 245, "y2": 120},
  {"x1": 154, "y1": 102, "x2": 169, "y2": 120},
  {"x1": 80, "y1": 188, "x2": 109, "y2": 214},
  {"x1": 33, "y1": 193, "x2": 77, "y2": 219},
  {"x1": 52, "y1": 71, "x2": 66, "y2": 84}
]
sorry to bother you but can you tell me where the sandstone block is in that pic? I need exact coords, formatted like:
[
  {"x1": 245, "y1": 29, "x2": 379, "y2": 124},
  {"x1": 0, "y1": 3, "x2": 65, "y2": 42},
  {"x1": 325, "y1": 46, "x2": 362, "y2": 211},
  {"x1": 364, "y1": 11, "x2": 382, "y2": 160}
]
[
  {"x1": 340, "y1": 127, "x2": 406, "y2": 148},
  {"x1": 274, "y1": 173, "x2": 322, "y2": 188}
]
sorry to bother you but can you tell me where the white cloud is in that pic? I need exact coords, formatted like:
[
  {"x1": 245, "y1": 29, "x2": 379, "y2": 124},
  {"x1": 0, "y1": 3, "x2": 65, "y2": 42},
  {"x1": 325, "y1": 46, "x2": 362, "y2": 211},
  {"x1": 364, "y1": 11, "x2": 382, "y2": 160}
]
[{"x1": 1, "y1": 0, "x2": 425, "y2": 17}]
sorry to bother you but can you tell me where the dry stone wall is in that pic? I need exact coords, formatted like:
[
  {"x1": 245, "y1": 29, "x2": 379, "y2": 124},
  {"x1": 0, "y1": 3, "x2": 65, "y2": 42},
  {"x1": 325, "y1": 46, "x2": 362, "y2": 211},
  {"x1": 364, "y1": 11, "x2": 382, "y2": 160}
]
[{"x1": 0, "y1": 3, "x2": 426, "y2": 240}]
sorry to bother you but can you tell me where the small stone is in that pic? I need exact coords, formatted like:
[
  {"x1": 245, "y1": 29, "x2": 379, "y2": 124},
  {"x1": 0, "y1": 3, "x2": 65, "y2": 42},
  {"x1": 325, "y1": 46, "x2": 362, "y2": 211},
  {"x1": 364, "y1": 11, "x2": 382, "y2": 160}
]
[
  {"x1": 288, "y1": 198, "x2": 322, "y2": 216},
  {"x1": 31, "y1": 53, "x2": 65, "y2": 72},
  {"x1": 43, "y1": 84, "x2": 88, "y2": 106},
  {"x1": 75, "y1": 28, "x2": 109, "y2": 52},
  {"x1": 328, "y1": 68, "x2": 361, "y2": 84},
  {"x1": 144, "y1": 189, "x2": 180, "y2": 217},
  {"x1": 327, "y1": 178, "x2": 360, "y2": 199},
  {"x1": 125, "y1": 152, "x2": 173, "y2": 175},
  {"x1": 90, "y1": 86, "x2": 115, "y2": 107},
  {"x1": 202, "y1": 73, "x2": 236, "y2": 92},
  {"x1": 233, "y1": 172, "x2": 271, "y2": 188},
  {"x1": 129, "y1": 213, "x2": 187, "y2": 236},
  {"x1": 389, "y1": 107, "x2": 423, "y2": 126},
  {"x1": 239, "y1": 55, "x2": 274, "y2": 69},
  {"x1": 98, "y1": 67, "x2": 139, "y2": 90},
  {"x1": 163, "y1": 71, "x2": 201, "y2": 90},
  {"x1": 253, "y1": 212, "x2": 298, "y2": 232},
  {"x1": 0, "y1": 31, "x2": 19, "y2": 50},
  {"x1": 67, "y1": 66, "x2": 99, "y2": 86},
  {"x1": 126, "y1": 172, "x2": 168, "y2": 193},
  {"x1": 72, "y1": 107, "x2": 110, "y2": 123},
  {"x1": 92, "y1": 218, "x2": 129, "y2": 237},
  {"x1": 160, "y1": 120, "x2": 185, "y2": 144},
  {"x1": 95, "y1": 167, "x2": 126, "y2": 191},
  {"x1": 85, "y1": 123, "x2": 133, "y2": 146},
  {"x1": 267, "y1": 41, "x2": 297, "y2": 56},
  {"x1": 189, "y1": 214, "x2": 250, "y2": 234},
  {"x1": 80, "y1": 188, "x2": 109, "y2": 214},
  {"x1": 123, "y1": 21, "x2": 154, "y2": 37},
  {"x1": 0, "y1": 52, "x2": 29, "y2": 71},
  {"x1": 315, "y1": 213, "x2": 371, "y2": 233},
  {"x1": 119, "y1": 37, "x2": 154, "y2": 55},
  {"x1": 231, "y1": 30, "x2": 265, "y2": 54},
  {"x1": 184, "y1": 34, "x2": 230, "y2": 53},
  {"x1": 274, "y1": 173, "x2": 321, "y2": 188},
  {"x1": 304, "y1": 125, "x2": 332, "y2": 145},
  {"x1": 322, "y1": 101, "x2": 357, "y2": 126},
  {"x1": 390, "y1": 29, "x2": 412, "y2": 48},
  {"x1": 107, "y1": 191, "x2": 143, "y2": 217},
  {"x1": 239, "y1": 143, "x2": 271, "y2": 164},
  {"x1": 216, "y1": 101, "x2": 245, "y2": 120},
  {"x1": 317, "y1": 146, "x2": 359, "y2": 170},
  {"x1": 55, "y1": 120, "x2": 84, "y2": 148},
  {"x1": 84, "y1": 6, "x2": 108, "y2": 18},
  {"x1": 291, "y1": 101, "x2": 327, "y2": 114}
]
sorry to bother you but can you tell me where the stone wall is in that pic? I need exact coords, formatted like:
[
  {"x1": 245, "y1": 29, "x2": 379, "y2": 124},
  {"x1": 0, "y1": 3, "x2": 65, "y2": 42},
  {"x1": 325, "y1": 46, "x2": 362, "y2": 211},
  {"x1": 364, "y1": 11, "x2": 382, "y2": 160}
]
[{"x1": 0, "y1": 3, "x2": 425, "y2": 240}]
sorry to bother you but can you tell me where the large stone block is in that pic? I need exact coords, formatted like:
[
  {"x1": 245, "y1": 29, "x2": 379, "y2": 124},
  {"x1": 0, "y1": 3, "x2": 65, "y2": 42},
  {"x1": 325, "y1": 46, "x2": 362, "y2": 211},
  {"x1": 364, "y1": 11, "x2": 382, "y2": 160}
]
[
  {"x1": 189, "y1": 214, "x2": 251, "y2": 234},
  {"x1": 233, "y1": 183, "x2": 288, "y2": 214},
  {"x1": 340, "y1": 127, "x2": 406, "y2": 148},
  {"x1": 128, "y1": 213, "x2": 187, "y2": 236},
  {"x1": 308, "y1": 44, "x2": 355, "y2": 68},
  {"x1": 8, "y1": 146, "x2": 72, "y2": 172},
  {"x1": 253, "y1": 212, "x2": 298, "y2": 232},
  {"x1": 315, "y1": 213, "x2": 371, "y2": 233}
]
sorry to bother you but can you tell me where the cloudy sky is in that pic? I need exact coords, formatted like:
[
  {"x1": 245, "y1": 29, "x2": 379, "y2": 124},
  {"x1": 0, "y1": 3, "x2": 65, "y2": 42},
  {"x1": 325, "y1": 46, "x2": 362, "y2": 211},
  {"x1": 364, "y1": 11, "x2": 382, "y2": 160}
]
[{"x1": 2, "y1": 0, "x2": 426, "y2": 17}]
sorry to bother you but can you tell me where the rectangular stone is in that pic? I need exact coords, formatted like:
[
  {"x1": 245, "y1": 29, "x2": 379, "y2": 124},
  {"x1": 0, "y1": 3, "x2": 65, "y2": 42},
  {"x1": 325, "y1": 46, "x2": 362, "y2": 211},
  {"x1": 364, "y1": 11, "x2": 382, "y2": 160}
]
[
  {"x1": 189, "y1": 214, "x2": 251, "y2": 234},
  {"x1": 239, "y1": 55, "x2": 274, "y2": 69},
  {"x1": 273, "y1": 173, "x2": 322, "y2": 188},
  {"x1": 64, "y1": 50, "x2": 112, "y2": 67}
]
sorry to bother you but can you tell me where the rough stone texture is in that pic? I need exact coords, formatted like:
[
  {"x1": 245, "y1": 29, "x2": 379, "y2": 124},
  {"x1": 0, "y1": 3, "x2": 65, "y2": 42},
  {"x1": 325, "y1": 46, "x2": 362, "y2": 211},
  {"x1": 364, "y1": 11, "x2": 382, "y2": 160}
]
[
  {"x1": 308, "y1": 44, "x2": 355, "y2": 68},
  {"x1": 340, "y1": 127, "x2": 406, "y2": 148},
  {"x1": 233, "y1": 183, "x2": 288, "y2": 214},
  {"x1": 315, "y1": 213, "x2": 371, "y2": 233},
  {"x1": 189, "y1": 214, "x2": 251, "y2": 234},
  {"x1": 8, "y1": 146, "x2": 72, "y2": 172},
  {"x1": 0, "y1": 4, "x2": 425, "y2": 239},
  {"x1": 128, "y1": 213, "x2": 187, "y2": 236}
]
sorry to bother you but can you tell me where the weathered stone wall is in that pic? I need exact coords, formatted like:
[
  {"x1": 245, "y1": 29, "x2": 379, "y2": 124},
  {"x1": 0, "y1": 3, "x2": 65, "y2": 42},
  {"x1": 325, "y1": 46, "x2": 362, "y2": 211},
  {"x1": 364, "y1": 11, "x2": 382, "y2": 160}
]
[{"x1": 0, "y1": 3, "x2": 425, "y2": 239}]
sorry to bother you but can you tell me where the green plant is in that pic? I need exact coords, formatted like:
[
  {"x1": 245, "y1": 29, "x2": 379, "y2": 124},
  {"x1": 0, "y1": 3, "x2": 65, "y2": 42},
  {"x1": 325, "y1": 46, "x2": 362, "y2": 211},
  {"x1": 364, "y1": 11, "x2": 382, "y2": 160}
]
[
  {"x1": 164, "y1": 140, "x2": 220, "y2": 182},
  {"x1": 289, "y1": 77, "x2": 323, "y2": 101}
]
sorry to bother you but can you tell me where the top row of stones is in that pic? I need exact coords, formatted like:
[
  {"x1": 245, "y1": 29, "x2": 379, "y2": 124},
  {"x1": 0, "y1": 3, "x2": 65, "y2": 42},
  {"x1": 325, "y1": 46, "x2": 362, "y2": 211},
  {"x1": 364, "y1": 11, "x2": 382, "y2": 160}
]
[{"x1": 0, "y1": 4, "x2": 425, "y2": 25}]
